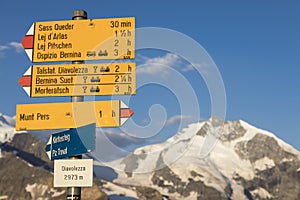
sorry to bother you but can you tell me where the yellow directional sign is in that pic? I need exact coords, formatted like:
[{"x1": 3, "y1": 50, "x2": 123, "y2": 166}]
[
  {"x1": 22, "y1": 17, "x2": 135, "y2": 62},
  {"x1": 19, "y1": 62, "x2": 136, "y2": 97},
  {"x1": 16, "y1": 100, "x2": 133, "y2": 131}
]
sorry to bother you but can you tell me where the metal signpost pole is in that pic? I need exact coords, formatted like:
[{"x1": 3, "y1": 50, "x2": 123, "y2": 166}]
[{"x1": 67, "y1": 9, "x2": 87, "y2": 200}]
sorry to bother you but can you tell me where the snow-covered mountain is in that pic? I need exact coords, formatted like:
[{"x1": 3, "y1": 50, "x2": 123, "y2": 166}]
[
  {"x1": 0, "y1": 113, "x2": 299, "y2": 199},
  {"x1": 0, "y1": 113, "x2": 18, "y2": 144},
  {"x1": 0, "y1": 120, "x2": 108, "y2": 200},
  {"x1": 0, "y1": 113, "x2": 15, "y2": 127},
  {"x1": 100, "y1": 117, "x2": 300, "y2": 200}
]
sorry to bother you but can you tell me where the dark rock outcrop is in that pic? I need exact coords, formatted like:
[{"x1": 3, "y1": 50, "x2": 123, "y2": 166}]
[{"x1": 0, "y1": 132, "x2": 108, "y2": 200}]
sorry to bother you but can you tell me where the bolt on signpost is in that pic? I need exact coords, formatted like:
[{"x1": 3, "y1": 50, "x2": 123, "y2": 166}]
[{"x1": 17, "y1": 9, "x2": 135, "y2": 200}]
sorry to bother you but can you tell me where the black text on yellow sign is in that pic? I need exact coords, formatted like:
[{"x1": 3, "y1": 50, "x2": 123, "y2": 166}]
[
  {"x1": 19, "y1": 62, "x2": 136, "y2": 97},
  {"x1": 16, "y1": 100, "x2": 121, "y2": 130},
  {"x1": 26, "y1": 17, "x2": 135, "y2": 62}
]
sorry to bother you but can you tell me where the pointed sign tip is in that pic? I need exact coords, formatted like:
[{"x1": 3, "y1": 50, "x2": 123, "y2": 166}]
[
  {"x1": 45, "y1": 144, "x2": 51, "y2": 152},
  {"x1": 19, "y1": 76, "x2": 31, "y2": 87},
  {"x1": 22, "y1": 35, "x2": 33, "y2": 49},
  {"x1": 120, "y1": 108, "x2": 134, "y2": 118},
  {"x1": 128, "y1": 109, "x2": 134, "y2": 117}
]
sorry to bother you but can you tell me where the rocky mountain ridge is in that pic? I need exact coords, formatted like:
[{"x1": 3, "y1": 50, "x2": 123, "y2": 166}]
[
  {"x1": 0, "y1": 113, "x2": 108, "y2": 200},
  {"x1": 103, "y1": 117, "x2": 300, "y2": 200},
  {"x1": 0, "y1": 113, "x2": 299, "y2": 199}
]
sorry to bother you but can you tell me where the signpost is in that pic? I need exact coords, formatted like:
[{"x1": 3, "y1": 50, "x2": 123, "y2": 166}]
[
  {"x1": 18, "y1": 10, "x2": 136, "y2": 199},
  {"x1": 45, "y1": 123, "x2": 95, "y2": 160},
  {"x1": 16, "y1": 100, "x2": 133, "y2": 131},
  {"x1": 67, "y1": 10, "x2": 87, "y2": 200},
  {"x1": 18, "y1": 62, "x2": 136, "y2": 97},
  {"x1": 54, "y1": 159, "x2": 93, "y2": 187},
  {"x1": 21, "y1": 17, "x2": 135, "y2": 62}
]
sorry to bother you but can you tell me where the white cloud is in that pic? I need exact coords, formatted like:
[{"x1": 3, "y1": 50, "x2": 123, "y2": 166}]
[
  {"x1": 137, "y1": 53, "x2": 181, "y2": 75},
  {"x1": 182, "y1": 63, "x2": 211, "y2": 75},
  {"x1": 9, "y1": 42, "x2": 23, "y2": 53},
  {"x1": 0, "y1": 41, "x2": 23, "y2": 54},
  {"x1": 145, "y1": 53, "x2": 180, "y2": 66},
  {"x1": 165, "y1": 115, "x2": 193, "y2": 125},
  {"x1": 0, "y1": 45, "x2": 9, "y2": 51},
  {"x1": 137, "y1": 53, "x2": 210, "y2": 75},
  {"x1": 183, "y1": 63, "x2": 201, "y2": 72}
]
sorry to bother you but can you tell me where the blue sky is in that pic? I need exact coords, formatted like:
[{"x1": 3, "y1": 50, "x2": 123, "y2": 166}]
[{"x1": 0, "y1": 0, "x2": 299, "y2": 153}]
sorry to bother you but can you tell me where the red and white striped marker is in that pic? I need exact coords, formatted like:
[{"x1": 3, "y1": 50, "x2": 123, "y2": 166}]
[
  {"x1": 18, "y1": 67, "x2": 32, "y2": 96},
  {"x1": 120, "y1": 101, "x2": 134, "y2": 125},
  {"x1": 21, "y1": 24, "x2": 34, "y2": 61}
]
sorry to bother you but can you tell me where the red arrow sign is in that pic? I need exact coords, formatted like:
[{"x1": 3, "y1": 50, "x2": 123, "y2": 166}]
[
  {"x1": 120, "y1": 102, "x2": 134, "y2": 125},
  {"x1": 121, "y1": 108, "x2": 134, "y2": 118},
  {"x1": 21, "y1": 24, "x2": 34, "y2": 61},
  {"x1": 19, "y1": 75, "x2": 31, "y2": 87},
  {"x1": 22, "y1": 35, "x2": 34, "y2": 49},
  {"x1": 18, "y1": 66, "x2": 32, "y2": 96}
]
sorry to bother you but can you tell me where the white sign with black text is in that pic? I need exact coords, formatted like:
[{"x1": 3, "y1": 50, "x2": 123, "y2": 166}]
[{"x1": 54, "y1": 159, "x2": 93, "y2": 187}]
